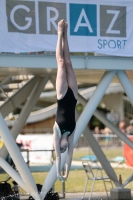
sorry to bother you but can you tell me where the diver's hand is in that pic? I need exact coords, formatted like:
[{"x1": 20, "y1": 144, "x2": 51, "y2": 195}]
[
  {"x1": 62, "y1": 175, "x2": 67, "y2": 180},
  {"x1": 57, "y1": 175, "x2": 66, "y2": 182}
]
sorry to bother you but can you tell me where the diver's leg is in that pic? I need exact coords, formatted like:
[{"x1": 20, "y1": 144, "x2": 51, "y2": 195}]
[
  {"x1": 53, "y1": 122, "x2": 61, "y2": 177},
  {"x1": 56, "y1": 20, "x2": 68, "y2": 100},
  {"x1": 63, "y1": 22, "x2": 78, "y2": 99}
]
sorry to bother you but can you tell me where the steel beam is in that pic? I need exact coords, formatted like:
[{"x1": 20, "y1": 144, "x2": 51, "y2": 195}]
[
  {"x1": 0, "y1": 157, "x2": 29, "y2": 193},
  {"x1": 0, "y1": 76, "x2": 49, "y2": 159},
  {"x1": 75, "y1": 109, "x2": 120, "y2": 187},
  {"x1": 0, "y1": 76, "x2": 39, "y2": 118},
  {"x1": 117, "y1": 71, "x2": 133, "y2": 106},
  {"x1": 0, "y1": 76, "x2": 12, "y2": 86},
  {"x1": 50, "y1": 75, "x2": 56, "y2": 89},
  {"x1": 74, "y1": 71, "x2": 116, "y2": 145},
  {"x1": 1, "y1": 54, "x2": 133, "y2": 70},
  {"x1": 0, "y1": 114, "x2": 40, "y2": 200},
  {"x1": 78, "y1": 93, "x2": 133, "y2": 149}
]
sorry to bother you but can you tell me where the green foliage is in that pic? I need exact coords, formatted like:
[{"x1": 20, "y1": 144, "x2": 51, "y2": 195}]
[
  {"x1": 89, "y1": 107, "x2": 109, "y2": 130},
  {"x1": 13, "y1": 107, "x2": 21, "y2": 115},
  {"x1": 76, "y1": 104, "x2": 83, "y2": 113}
]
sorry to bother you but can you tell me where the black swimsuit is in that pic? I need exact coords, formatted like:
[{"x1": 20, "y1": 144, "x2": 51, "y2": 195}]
[{"x1": 56, "y1": 87, "x2": 77, "y2": 137}]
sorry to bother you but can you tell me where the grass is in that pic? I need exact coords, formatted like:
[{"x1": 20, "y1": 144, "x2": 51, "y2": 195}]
[
  {"x1": 1, "y1": 168, "x2": 133, "y2": 194},
  {"x1": 59, "y1": 168, "x2": 133, "y2": 192},
  {"x1": 73, "y1": 147, "x2": 123, "y2": 160}
]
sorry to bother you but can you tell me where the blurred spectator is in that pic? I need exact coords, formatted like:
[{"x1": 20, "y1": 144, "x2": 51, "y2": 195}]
[
  {"x1": 93, "y1": 126, "x2": 100, "y2": 134},
  {"x1": 126, "y1": 119, "x2": 133, "y2": 135},
  {"x1": 103, "y1": 127, "x2": 112, "y2": 135},
  {"x1": 93, "y1": 126, "x2": 102, "y2": 142},
  {"x1": 102, "y1": 127, "x2": 112, "y2": 148},
  {"x1": 119, "y1": 119, "x2": 127, "y2": 134}
]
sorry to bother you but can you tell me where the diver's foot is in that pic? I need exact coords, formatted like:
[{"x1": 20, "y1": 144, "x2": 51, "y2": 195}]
[
  {"x1": 57, "y1": 175, "x2": 66, "y2": 182},
  {"x1": 64, "y1": 22, "x2": 68, "y2": 37},
  {"x1": 57, "y1": 20, "x2": 65, "y2": 35}
]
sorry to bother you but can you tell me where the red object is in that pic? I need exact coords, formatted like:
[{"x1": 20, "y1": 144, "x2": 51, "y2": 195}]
[{"x1": 124, "y1": 136, "x2": 133, "y2": 166}]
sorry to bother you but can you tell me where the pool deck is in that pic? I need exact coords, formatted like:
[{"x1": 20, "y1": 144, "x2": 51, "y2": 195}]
[
  {"x1": 20, "y1": 191, "x2": 133, "y2": 200},
  {"x1": 61, "y1": 191, "x2": 133, "y2": 200},
  {"x1": 61, "y1": 192, "x2": 108, "y2": 200}
]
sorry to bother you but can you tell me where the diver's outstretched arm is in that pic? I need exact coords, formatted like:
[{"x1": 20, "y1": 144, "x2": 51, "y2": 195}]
[
  {"x1": 53, "y1": 124, "x2": 61, "y2": 177},
  {"x1": 63, "y1": 131, "x2": 75, "y2": 178},
  {"x1": 53, "y1": 123, "x2": 66, "y2": 182}
]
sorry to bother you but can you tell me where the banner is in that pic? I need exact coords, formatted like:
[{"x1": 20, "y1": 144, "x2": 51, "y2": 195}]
[
  {"x1": 16, "y1": 134, "x2": 53, "y2": 163},
  {"x1": 124, "y1": 137, "x2": 133, "y2": 166},
  {"x1": 0, "y1": 0, "x2": 133, "y2": 56}
]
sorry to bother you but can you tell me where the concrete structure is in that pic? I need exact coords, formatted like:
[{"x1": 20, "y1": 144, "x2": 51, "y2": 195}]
[{"x1": 110, "y1": 188, "x2": 131, "y2": 200}]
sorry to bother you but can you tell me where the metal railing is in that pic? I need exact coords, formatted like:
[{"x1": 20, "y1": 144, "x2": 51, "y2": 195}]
[{"x1": 76, "y1": 134, "x2": 123, "y2": 149}]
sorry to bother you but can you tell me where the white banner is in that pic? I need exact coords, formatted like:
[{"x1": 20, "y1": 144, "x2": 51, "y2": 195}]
[
  {"x1": 0, "y1": 0, "x2": 133, "y2": 56},
  {"x1": 16, "y1": 134, "x2": 53, "y2": 163}
]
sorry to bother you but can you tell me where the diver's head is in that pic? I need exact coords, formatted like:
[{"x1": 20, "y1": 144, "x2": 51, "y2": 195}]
[{"x1": 60, "y1": 136, "x2": 68, "y2": 153}]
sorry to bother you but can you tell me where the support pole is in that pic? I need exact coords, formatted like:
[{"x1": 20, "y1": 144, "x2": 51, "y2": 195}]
[
  {"x1": 117, "y1": 71, "x2": 133, "y2": 106},
  {"x1": 0, "y1": 157, "x2": 29, "y2": 193},
  {"x1": 0, "y1": 76, "x2": 39, "y2": 118},
  {"x1": 74, "y1": 71, "x2": 116, "y2": 145},
  {"x1": 0, "y1": 76, "x2": 49, "y2": 159},
  {"x1": 78, "y1": 93, "x2": 133, "y2": 149},
  {"x1": 41, "y1": 70, "x2": 117, "y2": 199},
  {"x1": 50, "y1": 76, "x2": 56, "y2": 89},
  {"x1": 75, "y1": 109, "x2": 120, "y2": 187},
  {"x1": 0, "y1": 114, "x2": 40, "y2": 200}
]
